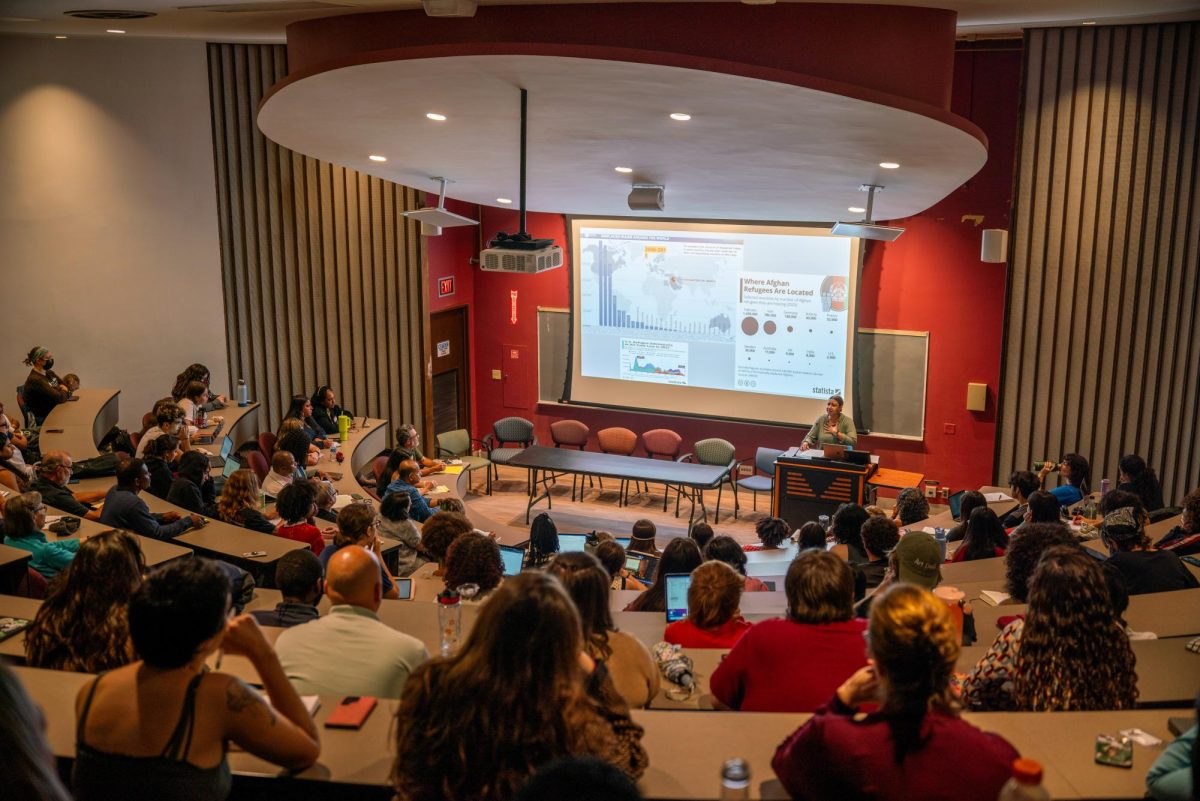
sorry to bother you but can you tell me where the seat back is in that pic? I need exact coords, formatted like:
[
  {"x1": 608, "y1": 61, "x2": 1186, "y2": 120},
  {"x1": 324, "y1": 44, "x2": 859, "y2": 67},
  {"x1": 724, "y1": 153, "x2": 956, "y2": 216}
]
[
  {"x1": 244, "y1": 449, "x2": 270, "y2": 483},
  {"x1": 597, "y1": 427, "x2": 638, "y2": 456},
  {"x1": 15, "y1": 385, "x2": 30, "y2": 428},
  {"x1": 258, "y1": 431, "x2": 277, "y2": 459},
  {"x1": 141, "y1": 412, "x2": 156, "y2": 432},
  {"x1": 550, "y1": 419, "x2": 589, "y2": 449},
  {"x1": 372, "y1": 455, "x2": 390, "y2": 480},
  {"x1": 694, "y1": 437, "x2": 736, "y2": 467},
  {"x1": 492, "y1": 416, "x2": 535, "y2": 447},
  {"x1": 129, "y1": 431, "x2": 142, "y2": 451},
  {"x1": 642, "y1": 428, "x2": 682, "y2": 460},
  {"x1": 755, "y1": 446, "x2": 786, "y2": 475},
  {"x1": 436, "y1": 428, "x2": 470, "y2": 458},
  {"x1": 21, "y1": 567, "x2": 49, "y2": 599}
]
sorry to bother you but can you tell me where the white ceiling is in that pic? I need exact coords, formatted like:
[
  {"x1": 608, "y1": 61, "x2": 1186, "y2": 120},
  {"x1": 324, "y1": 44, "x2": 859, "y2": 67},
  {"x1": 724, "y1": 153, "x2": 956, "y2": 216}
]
[
  {"x1": 258, "y1": 55, "x2": 987, "y2": 221},
  {"x1": 1, "y1": 0, "x2": 1197, "y2": 42}
]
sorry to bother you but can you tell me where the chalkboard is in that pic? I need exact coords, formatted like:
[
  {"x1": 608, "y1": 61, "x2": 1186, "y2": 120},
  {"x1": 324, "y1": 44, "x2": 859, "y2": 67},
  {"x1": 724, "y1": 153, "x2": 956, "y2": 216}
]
[
  {"x1": 855, "y1": 329, "x2": 928, "y2": 439},
  {"x1": 538, "y1": 308, "x2": 570, "y2": 402}
]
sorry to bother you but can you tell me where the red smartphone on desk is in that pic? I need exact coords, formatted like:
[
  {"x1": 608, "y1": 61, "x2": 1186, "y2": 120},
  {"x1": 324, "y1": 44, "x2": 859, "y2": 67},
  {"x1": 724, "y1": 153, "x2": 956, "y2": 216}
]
[{"x1": 325, "y1": 696, "x2": 377, "y2": 729}]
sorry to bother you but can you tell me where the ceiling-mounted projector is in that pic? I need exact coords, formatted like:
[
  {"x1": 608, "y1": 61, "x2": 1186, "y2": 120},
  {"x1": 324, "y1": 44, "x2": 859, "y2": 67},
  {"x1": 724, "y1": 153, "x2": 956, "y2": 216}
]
[
  {"x1": 403, "y1": 177, "x2": 478, "y2": 232},
  {"x1": 628, "y1": 184, "x2": 664, "y2": 211},
  {"x1": 830, "y1": 184, "x2": 905, "y2": 241}
]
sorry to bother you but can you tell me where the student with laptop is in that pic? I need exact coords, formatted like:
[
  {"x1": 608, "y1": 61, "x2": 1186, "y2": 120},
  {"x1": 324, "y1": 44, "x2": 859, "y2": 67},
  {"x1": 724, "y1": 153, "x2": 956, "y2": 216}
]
[
  {"x1": 100, "y1": 458, "x2": 204, "y2": 540},
  {"x1": 623, "y1": 538, "x2": 702, "y2": 612},
  {"x1": 945, "y1": 490, "x2": 986, "y2": 542},
  {"x1": 663, "y1": 561, "x2": 750, "y2": 649},
  {"x1": 526, "y1": 512, "x2": 560, "y2": 567},
  {"x1": 443, "y1": 532, "x2": 504, "y2": 598}
]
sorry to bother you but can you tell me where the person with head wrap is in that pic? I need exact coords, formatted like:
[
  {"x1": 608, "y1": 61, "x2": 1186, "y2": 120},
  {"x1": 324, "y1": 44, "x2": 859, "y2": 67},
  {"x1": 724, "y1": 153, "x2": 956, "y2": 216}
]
[{"x1": 1102, "y1": 505, "x2": 1199, "y2": 595}]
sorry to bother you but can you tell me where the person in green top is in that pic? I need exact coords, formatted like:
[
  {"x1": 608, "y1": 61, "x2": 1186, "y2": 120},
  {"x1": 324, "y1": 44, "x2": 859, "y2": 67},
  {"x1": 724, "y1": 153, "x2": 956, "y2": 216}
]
[
  {"x1": 2, "y1": 491, "x2": 79, "y2": 578},
  {"x1": 800, "y1": 395, "x2": 858, "y2": 451}
]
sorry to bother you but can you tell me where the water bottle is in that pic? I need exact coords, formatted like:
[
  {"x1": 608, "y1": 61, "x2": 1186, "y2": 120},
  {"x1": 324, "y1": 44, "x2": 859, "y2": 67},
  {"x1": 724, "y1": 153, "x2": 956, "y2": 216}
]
[
  {"x1": 933, "y1": 527, "x2": 948, "y2": 560},
  {"x1": 237, "y1": 378, "x2": 249, "y2": 407},
  {"x1": 437, "y1": 588, "x2": 462, "y2": 657},
  {"x1": 719, "y1": 758, "x2": 750, "y2": 800},
  {"x1": 338, "y1": 412, "x2": 351, "y2": 443},
  {"x1": 1100, "y1": 478, "x2": 1111, "y2": 497},
  {"x1": 998, "y1": 758, "x2": 1050, "y2": 801}
]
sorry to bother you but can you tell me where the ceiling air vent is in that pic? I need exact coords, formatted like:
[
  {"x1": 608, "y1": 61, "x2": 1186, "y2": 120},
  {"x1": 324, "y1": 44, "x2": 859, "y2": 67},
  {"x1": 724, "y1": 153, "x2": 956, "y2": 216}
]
[
  {"x1": 64, "y1": 9, "x2": 157, "y2": 19},
  {"x1": 177, "y1": 1, "x2": 352, "y2": 11}
]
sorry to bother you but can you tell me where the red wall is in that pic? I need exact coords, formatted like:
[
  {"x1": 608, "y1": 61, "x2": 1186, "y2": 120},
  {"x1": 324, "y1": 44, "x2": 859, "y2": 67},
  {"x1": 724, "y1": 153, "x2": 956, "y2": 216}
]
[
  {"x1": 425, "y1": 195, "x2": 480, "y2": 429},
  {"x1": 428, "y1": 44, "x2": 1023, "y2": 494}
]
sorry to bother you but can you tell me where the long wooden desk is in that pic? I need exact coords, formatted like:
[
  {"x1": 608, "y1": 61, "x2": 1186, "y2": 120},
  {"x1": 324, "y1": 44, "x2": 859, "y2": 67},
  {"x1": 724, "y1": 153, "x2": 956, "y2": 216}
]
[
  {"x1": 41, "y1": 506, "x2": 193, "y2": 568},
  {"x1": 37, "y1": 387, "x2": 121, "y2": 459},
  {"x1": 0, "y1": 543, "x2": 33, "y2": 593}
]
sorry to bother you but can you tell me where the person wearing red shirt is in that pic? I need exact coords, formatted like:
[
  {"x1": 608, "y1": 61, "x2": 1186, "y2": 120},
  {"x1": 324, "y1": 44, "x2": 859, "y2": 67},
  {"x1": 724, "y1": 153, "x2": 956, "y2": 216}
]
[
  {"x1": 772, "y1": 584, "x2": 1019, "y2": 801},
  {"x1": 273, "y1": 481, "x2": 326, "y2": 556},
  {"x1": 663, "y1": 561, "x2": 750, "y2": 649},
  {"x1": 710, "y1": 549, "x2": 867, "y2": 712}
]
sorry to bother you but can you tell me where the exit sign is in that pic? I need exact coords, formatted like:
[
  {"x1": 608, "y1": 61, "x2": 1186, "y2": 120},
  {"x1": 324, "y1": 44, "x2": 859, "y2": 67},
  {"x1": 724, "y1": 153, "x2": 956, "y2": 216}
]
[{"x1": 437, "y1": 276, "x2": 455, "y2": 298}]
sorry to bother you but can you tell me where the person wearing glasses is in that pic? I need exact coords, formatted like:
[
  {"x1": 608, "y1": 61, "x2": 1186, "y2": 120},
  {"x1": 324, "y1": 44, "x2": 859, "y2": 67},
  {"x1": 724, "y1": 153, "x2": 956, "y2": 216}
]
[
  {"x1": 2, "y1": 491, "x2": 79, "y2": 578},
  {"x1": 28, "y1": 451, "x2": 107, "y2": 521},
  {"x1": 394, "y1": 423, "x2": 445, "y2": 476}
]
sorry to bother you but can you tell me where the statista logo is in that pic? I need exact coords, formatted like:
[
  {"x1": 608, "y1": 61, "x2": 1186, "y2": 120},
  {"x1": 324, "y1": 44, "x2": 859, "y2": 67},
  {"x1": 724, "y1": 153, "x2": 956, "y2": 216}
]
[{"x1": 812, "y1": 387, "x2": 841, "y2": 395}]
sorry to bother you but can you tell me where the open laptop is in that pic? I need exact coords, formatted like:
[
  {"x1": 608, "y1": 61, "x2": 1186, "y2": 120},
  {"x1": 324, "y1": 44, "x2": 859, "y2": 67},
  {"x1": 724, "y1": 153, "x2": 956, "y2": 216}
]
[
  {"x1": 206, "y1": 435, "x2": 234, "y2": 469},
  {"x1": 614, "y1": 537, "x2": 631, "y2": 549},
  {"x1": 194, "y1": 418, "x2": 226, "y2": 445},
  {"x1": 664, "y1": 574, "x2": 692, "y2": 622},
  {"x1": 947, "y1": 489, "x2": 968, "y2": 520},
  {"x1": 624, "y1": 551, "x2": 660, "y2": 584},
  {"x1": 499, "y1": 544, "x2": 526, "y2": 576},
  {"x1": 558, "y1": 533, "x2": 588, "y2": 553},
  {"x1": 211, "y1": 452, "x2": 241, "y2": 494}
]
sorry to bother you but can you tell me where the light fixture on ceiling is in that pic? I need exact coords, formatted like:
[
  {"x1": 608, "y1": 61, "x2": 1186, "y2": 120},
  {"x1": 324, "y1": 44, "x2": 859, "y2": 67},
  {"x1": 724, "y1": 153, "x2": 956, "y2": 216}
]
[
  {"x1": 368, "y1": 154, "x2": 387, "y2": 162},
  {"x1": 879, "y1": 161, "x2": 900, "y2": 169},
  {"x1": 614, "y1": 166, "x2": 633, "y2": 174},
  {"x1": 106, "y1": 28, "x2": 125, "y2": 33},
  {"x1": 54, "y1": 34, "x2": 67, "y2": 38},
  {"x1": 496, "y1": 197, "x2": 512, "y2": 204},
  {"x1": 830, "y1": 184, "x2": 905, "y2": 241},
  {"x1": 1081, "y1": 20, "x2": 1097, "y2": 25},
  {"x1": 403, "y1": 176, "x2": 479, "y2": 234},
  {"x1": 669, "y1": 112, "x2": 691, "y2": 121},
  {"x1": 421, "y1": 0, "x2": 477, "y2": 16},
  {"x1": 848, "y1": 206, "x2": 865, "y2": 214},
  {"x1": 426, "y1": 112, "x2": 447, "y2": 121}
]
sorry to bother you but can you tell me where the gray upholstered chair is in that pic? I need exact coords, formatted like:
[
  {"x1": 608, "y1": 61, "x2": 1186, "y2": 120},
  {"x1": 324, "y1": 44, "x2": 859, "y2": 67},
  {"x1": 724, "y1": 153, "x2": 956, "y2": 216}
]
[
  {"x1": 434, "y1": 428, "x2": 492, "y2": 494},
  {"x1": 677, "y1": 437, "x2": 740, "y2": 522},
  {"x1": 484, "y1": 417, "x2": 536, "y2": 494},
  {"x1": 734, "y1": 446, "x2": 785, "y2": 517}
]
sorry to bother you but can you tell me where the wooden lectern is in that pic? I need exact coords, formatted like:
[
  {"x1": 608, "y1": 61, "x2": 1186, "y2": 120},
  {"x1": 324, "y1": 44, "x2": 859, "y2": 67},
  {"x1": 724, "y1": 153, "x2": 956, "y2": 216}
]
[{"x1": 771, "y1": 447, "x2": 876, "y2": 530}]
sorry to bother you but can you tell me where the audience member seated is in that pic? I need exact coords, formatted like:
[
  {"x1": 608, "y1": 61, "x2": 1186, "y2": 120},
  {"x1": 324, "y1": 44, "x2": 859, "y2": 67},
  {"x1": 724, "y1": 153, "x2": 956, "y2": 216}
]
[
  {"x1": 623, "y1": 537, "x2": 702, "y2": 612},
  {"x1": 72, "y1": 558, "x2": 320, "y2": 799},
  {"x1": 965, "y1": 545, "x2": 1138, "y2": 712},
  {"x1": 309, "y1": 385, "x2": 354, "y2": 435},
  {"x1": 320, "y1": 501, "x2": 400, "y2": 599},
  {"x1": 443, "y1": 531, "x2": 504, "y2": 598},
  {"x1": 29, "y1": 451, "x2": 105, "y2": 521},
  {"x1": 772, "y1": 584, "x2": 1019, "y2": 801},
  {"x1": 1002, "y1": 470, "x2": 1041, "y2": 528},
  {"x1": 21, "y1": 346, "x2": 72, "y2": 425},
  {"x1": 829, "y1": 503, "x2": 870, "y2": 563},
  {"x1": 25, "y1": 529, "x2": 143, "y2": 672},
  {"x1": 410, "y1": 511, "x2": 474, "y2": 579},
  {"x1": 376, "y1": 449, "x2": 435, "y2": 498},
  {"x1": 864, "y1": 504, "x2": 889, "y2": 518},
  {"x1": 216, "y1": 469, "x2": 275, "y2": 534},
  {"x1": 1102, "y1": 561, "x2": 1157, "y2": 640},
  {"x1": 273, "y1": 481, "x2": 326, "y2": 555},
  {"x1": 514, "y1": 756, "x2": 643, "y2": 801},
  {"x1": 1119, "y1": 453, "x2": 1165, "y2": 513},
  {"x1": 166, "y1": 450, "x2": 216, "y2": 517},
  {"x1": 392, "y1": 571, "x2": 647, "y2": 801},
  {"x1": 663, "y1": 561, "x2": 751, "y2": 648},
  {"x1": 1101, "y1": 503, "x2": 1199, "y2": 594},
  {"x1": 377, "y1": 491, "x2": 427, "y2": 577},
  {"x1": 1144, "y1": 702, "x2": 1196, "y2": 801},
  {"x1": 711, "y1": 550, "x2": 868, "y2": 712},
  {"x1": 277, "y1": 418, "x2": 319, "y2": 469},
  {"x1": 855, "y1": 530, "x2": 941, "y2": 617},
  {"x1": 385, "y1": 462, "x2": 435, "y2": 523},
  {"x1": 277, "y1": 545, "x2": 428, "y2": 699},
  {"x1": 595, "y1": 540, "x2": 648, "y2": 592},
  {"x1": 0, "y1": 432, "x2": 30, "y2": 492},
  {"x1": 627, "y1": 519, "x2": 661, "y2": 556},
  {"x1": 795, "y1": 521, "x2": 827, "y2": 551},
  {"x1": 176, "y1": 381, "x2": 210, "y2": 426},
  {"x1": 1015, "y1": 489, "x2": 1062, "y2": 533},
  {"x1": 704, "y1": 535, "x2": 770, "y2": 592},
  {"x1": 1003, "y1": 522, "x2": 1080, "y2": 604},
  {"x1": 750, "y1": 516, "x2": 791, "y2": 552},
  {"x1": 171, "y1": 363, "x2": 226, "y2": 409},
  {"x1": 547, "y1": 552, "x2": 660, "y2": 708},
  {"x1": 859, "y1": 516, "x2": 899, "y2": 589},
  {"x1": 526, "y1": 511, "x2": 560, "y2": 568},
  {"x1": 261, "y1": 450, "x2": 296, "y2": 497},
  {"x1": 136, "y1": 401, "x2": 190, "y2": 458},
  {"x1": 281, "y1": 394, "x2": 330, "y2": 448},
  {"x1": 892, "y1": 487, "x2": 930, "y2": 527},
  {"x1": 4, "y1": 491, "x2": 78, "y2": 577},
  {"x1": 434, "y1": 497, "x2": 466, "y2": 515},
  {"x1": 0, "y1": 399, "x2": 32, "y2": 480},
  {"x1": 250, "y1": 548, "x2": 324, "y2": 628},
  {"x1": 950, "y1": 507, "x2": 1007, "y2": 562},
  {"x1": 0, "y1": 663, "x2": 74, "y2": 801},
  {"x1": 946, "y1": 490, "x2": 986, "y2": 542},
  {"x1": 100, "y1": 458, "x2": 203, "y2": 540},
  {"x1": 141, "y1": 435, "x2": 179, "y2": 500},
  {"x1": 1156, "y1": 488, "x2": 1200, "y2": 555},
  {"x1": 1038, "y1": 452, "x2": 1090, "y2": 507},
  {"x1": 688, "y1": 521, "x2": 715, "y2": 552},
  {"x1": 393, "y1": 422, "x2": 445, "y2": 476}
]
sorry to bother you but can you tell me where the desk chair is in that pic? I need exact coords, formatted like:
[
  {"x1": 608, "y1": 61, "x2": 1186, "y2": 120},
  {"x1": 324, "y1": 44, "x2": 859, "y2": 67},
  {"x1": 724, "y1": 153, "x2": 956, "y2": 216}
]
[
  {"x1": 597, "y1": 427, "x2": 641, "y2": 505},
  {"x1": 257, "y1": 431, "x2": 277, "y2": 460},
  {"x1": 642, "y1": 428, "x2": 683, "y2": 511},
  {"x1": 549, "y1": 420, "x2": 591, "y2": 501},
  {"x1": 14, "y1": 385, "x2": 31, "y2": 429},
  {"x1": 485, "y1": 417, "x2": 535, "y2": 495},
  {"x1": 734, "y1": 446, "x2": 785, "y2": 517},
  {"x1": 678, "y1": 437, "x2": 739, "y2": 522},
  {"x1": 243, "y1": 450, "x2": 270, "y2": 484},
  {"x1": 435, "y1": 429, "x2": 492, "y2": 494}
]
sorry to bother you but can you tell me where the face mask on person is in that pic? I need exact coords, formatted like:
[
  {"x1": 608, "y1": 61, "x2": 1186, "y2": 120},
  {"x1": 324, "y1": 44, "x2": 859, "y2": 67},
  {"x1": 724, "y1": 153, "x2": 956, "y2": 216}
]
[{"x1": 44, "y1": 358, "x2": 55, "y2": 370}]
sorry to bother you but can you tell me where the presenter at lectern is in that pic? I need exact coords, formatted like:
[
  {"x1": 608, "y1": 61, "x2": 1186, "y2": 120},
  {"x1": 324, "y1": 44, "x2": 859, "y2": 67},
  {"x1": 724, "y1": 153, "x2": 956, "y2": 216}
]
[{"x1": 799, "y1": 395, "x2": 858, "y2": 451}]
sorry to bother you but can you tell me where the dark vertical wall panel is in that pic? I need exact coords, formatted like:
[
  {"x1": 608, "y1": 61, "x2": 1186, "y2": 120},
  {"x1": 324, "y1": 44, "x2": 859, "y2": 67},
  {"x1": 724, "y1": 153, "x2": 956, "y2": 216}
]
[
  {"x1": 997, "y1": 22, "x2": 1200, "y2": 505},
  {"x1": 207, "y1": 43, "x2": 426, "y2": 433}
]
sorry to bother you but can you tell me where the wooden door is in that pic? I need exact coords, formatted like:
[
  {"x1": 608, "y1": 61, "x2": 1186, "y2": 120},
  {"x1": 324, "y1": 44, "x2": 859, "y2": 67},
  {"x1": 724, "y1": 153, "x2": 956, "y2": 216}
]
[{"x1": 429, "y1": 307, "x2": 470, "y2": 436}]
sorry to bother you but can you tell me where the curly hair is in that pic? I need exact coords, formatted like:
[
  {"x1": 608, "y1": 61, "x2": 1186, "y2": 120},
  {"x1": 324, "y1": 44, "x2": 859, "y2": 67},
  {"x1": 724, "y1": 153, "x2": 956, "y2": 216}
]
[
  {"x1": 687, "y1": 561, "x2": 744, "y2": 629},
  {"x1": 1003, "y1": 523, "x2": 1078, "y2": 602},
  {"x1": 546, "y1": 551, "x2": 614, "y2": 659},
  {"x1": 1181, "y1": 487, "x2": 1200, "y2": 535},
  {"x1": 1014, "y1": 546, "x2": 1138, "y2": 711},
  {"x1": 276, "y1": 480, "x2": 318, "y2": 524},
  {"x1": 754, "y1": 517, "x2": 790, "y2": 549},
  {"x1": 893, "y1": 489, "x2": 930, "y2": 526},
  {"x1": 420, "y1": 512, "x2": 474, "y2": 564},
  {"x1": 831, "y1": 503, "x2": 869, "y2": 546},
  {"x1": 24, "y1": 530, "x2": 144, "y2": 672},
  {"x1": 528, "y1": 512, "x2": 560, "y2": 567},
  {"x1": 860, "y1": 516, "x2": 899, "y2": 558},
  {"x1": 444, "y1": 532, "x2": 504, "y2": 594},
  {"x1": 217, "y1": 469, "x2": 260, "y2": 522}
]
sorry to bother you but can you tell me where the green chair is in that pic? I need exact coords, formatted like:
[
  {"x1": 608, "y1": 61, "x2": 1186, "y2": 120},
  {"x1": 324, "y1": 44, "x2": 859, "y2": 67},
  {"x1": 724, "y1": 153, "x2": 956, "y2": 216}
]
[
  {"x1": 435, "y1": 429, "x2": 492, "y2": 494},
  {"x1": 677, "y1": 437, "x2": 741, "y2": 522},
  {"x1": 484, "y1": 417, "x2": 536, "y2": 494}
]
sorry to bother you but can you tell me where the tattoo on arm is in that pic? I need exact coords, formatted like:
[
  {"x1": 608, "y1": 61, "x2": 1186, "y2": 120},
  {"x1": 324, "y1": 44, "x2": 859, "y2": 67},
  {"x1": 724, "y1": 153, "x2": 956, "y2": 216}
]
[{"x1": 225, "y1": 679, "x2": 277, "y2": 726}]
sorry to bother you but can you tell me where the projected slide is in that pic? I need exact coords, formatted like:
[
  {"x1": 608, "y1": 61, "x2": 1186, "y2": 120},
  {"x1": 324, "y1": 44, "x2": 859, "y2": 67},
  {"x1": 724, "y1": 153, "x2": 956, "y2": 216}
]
[{"x1": 578, "y1": 225, "x2": 853, "y2": 401}]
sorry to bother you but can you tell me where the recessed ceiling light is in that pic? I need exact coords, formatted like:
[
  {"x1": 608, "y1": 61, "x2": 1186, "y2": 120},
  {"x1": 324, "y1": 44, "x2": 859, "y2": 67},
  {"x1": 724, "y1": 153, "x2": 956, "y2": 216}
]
[
  {"x1": 368, "y1": 155, "x2": 387, "y2": 162},
  {"x1": 426, "y1": 112, "x2": 447, "y2": 121},
  {"x1": 848, "y1": 206, "x2": 866, "y2": 214},
  {"x1": 614, "y1": 166, "x2": 633, "y2": 174},
  {"x1": 669, "y1": 112, "x2": 691, "y2": 121},
  {"x1": 879, "y1": 161, "x2": 900, "y2": 169},
  {"x1": 496, "y1": 198, "x2": 513, "y2": 204},
  {"x1": 106, "y1": 28, "x2": 125, "y2": 33},
  {"x1": 54, "y1": 35, "x2": 67, "y2": 39},
  {"x1": 1081, "y1": 20, "x2": 1096, "y2": 24}
]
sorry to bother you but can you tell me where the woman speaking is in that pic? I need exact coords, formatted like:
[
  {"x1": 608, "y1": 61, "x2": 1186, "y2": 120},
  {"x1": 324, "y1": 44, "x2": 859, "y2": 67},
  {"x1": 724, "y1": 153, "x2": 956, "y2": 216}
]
[{"x1": 800, "y1": 395, "x2": 858, "y2": 451}]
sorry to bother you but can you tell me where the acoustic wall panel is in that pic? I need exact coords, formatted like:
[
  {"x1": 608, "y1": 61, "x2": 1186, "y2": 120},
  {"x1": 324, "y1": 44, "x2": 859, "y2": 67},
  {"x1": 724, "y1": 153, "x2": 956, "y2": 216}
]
[
  {"x1": 207, "y1": 43, "x2": 427, "y2": 433},
  {"x1": 997, "y1": 23, "x2": 1200, "y2": 505}
]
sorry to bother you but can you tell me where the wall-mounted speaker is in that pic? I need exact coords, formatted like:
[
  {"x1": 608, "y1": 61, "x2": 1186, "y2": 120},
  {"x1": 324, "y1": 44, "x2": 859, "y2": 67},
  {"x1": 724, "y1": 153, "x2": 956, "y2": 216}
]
[{"x1": 981, "y1": 228, "x2": 1008, "y2": 263}]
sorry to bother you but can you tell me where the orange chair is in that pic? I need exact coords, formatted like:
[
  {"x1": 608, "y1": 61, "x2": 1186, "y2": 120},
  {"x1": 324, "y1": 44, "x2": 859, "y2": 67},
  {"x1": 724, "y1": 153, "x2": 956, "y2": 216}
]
[
  {"x1": 597, "y1": 426, "x2": 641, "y2": 505},
  {"x1": 642, "y1": 428, "x2": 683, "y2": 511},
  {"x1": 550, "y1": 420, "x2": 591, "y2": 500}
]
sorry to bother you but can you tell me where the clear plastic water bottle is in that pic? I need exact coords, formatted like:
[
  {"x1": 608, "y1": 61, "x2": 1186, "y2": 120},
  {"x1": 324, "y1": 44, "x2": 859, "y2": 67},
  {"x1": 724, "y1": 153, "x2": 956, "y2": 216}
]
[
  {"x1": 437, "y1": 588, "x2": 462, "y2": 657},
  {"x1": 998, "y1": 758, "x2": 1050, "y2": 801},
  {"x1": 720, "y1": 758, "x2": 750, "y2": 800},
  {"x1": 1100, "y1": 478, "x2": 1111, "y2": 497},
  {"x1": 237, "y1": 378, "x2": 249, "y2": 407}
]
